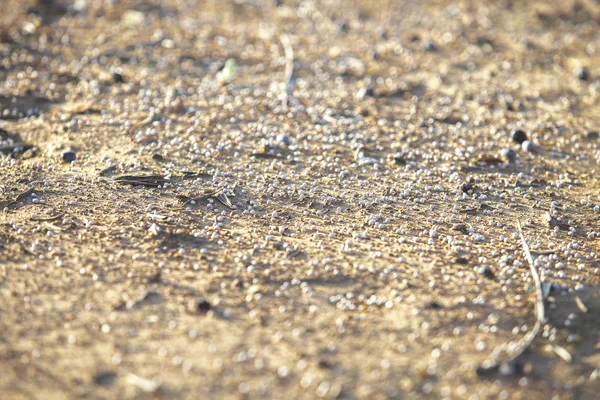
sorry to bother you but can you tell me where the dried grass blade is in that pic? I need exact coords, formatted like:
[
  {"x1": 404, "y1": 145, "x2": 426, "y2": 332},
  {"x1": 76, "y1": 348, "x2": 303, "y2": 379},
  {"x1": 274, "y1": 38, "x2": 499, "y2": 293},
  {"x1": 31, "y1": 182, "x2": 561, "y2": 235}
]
[{"x1": 477, "y1": 220, "x2": 545, "y2": 376}]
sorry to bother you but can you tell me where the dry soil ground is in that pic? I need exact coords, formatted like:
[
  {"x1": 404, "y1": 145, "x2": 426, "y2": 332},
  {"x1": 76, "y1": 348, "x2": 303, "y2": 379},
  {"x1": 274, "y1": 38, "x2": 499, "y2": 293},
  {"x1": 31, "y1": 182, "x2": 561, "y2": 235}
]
[{"x1": 1, "y1": 0, "x2": 600, "y2": 399}]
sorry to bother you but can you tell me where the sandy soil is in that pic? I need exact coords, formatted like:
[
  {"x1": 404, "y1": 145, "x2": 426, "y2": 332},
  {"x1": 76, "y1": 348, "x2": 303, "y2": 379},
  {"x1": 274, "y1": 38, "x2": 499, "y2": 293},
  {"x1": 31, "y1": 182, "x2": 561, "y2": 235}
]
[{"x1": 1, "y1": 0, "x2": 600, "y2": 399}]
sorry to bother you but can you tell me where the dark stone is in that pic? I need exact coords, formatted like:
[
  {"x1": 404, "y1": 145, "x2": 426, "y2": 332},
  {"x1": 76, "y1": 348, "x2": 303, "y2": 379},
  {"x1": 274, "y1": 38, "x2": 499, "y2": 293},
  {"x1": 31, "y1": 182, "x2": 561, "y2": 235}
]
[
  {"x1": 196, "y1": 299, "x2": 212, "y2": 313},
  {"x1": 318, "y1": 359, "x2": 334, "y2": 369},
  {"x1": 425, "y1": 40, "x2": 437, "y2": 51},
  {"x1": 61, "y1": 151, "x2": 77, "y2": 163},
  {"x1": 586, "y1": 131, "x2": 599, "y2": 140},
  {"x1": 454, "y1": 257, "x2": 469, "y2": 265},
  {"x1": 393, "y1": 154, "x2": 406, "y2": 165},
  {"x1": 426, "y1": 300, "x2": 443, "y2": 309},
  {"x1": 461, "y1": 181, "x2": 473, "y2": 193},
  {"x1": 357, "y1": 87, "x2": 375, "y2": 99},
  {"x1": 512, "y1": 129, "x2": 527, "y2": 144},
  {"x1": 113, "y1": 71, "x2": 125, "y2": 83},
  {"x1": 476, "y1": 363, "x2": 499, "y2": 377},
  {"x1": 502, "y1": 148, "x2": 517, "y2": 162},
  {"x1": 478, "y1": 266, "x2": 496, "y2": 280},
  {"x1": 576, "y1": 67, "x2": 589, "y2": 81},
  {"x1": 338, "y1": 20, "x2": 349, "y2": 34},
  {"x1": 148, "y1": 270, "x2": 162, "y2": 283},
  {"x1": 93, "y1": 371, "x2": 117, "y2": 387}
]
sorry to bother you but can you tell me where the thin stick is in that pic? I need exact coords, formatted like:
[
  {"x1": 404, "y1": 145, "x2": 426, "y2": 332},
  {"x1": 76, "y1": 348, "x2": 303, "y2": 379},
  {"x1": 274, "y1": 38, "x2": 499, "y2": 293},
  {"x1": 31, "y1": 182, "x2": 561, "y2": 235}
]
[
  {"x1": 280, "y1": 33, "x2": 294, "y2": 107},
  {"x1": 30, "y1": 213, "x2": 65, "y2": 222},
  {"x1": 280, "y1": 33, "x2": 294, "y2": 86},
  {"x1": 477, "y1": 220, "x2": 545, "y2": 375},
  {"x1": 517, "y1": 220, "x2": 545, "y2": 322}
]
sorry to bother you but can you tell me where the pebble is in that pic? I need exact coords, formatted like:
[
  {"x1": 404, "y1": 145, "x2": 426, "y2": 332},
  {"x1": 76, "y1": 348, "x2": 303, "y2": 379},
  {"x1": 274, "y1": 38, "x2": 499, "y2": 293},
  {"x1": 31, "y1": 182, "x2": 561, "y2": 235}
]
[
  {"x1": 521, "y1": 140, "x2": 535, "y2": 152},
  {"x1": 379, "y1": 29, "x2": 388, "y2": 41},
  {"x1": 586, "y1": 131, "x2": 599, "y2": 140},
  {"x1": 357, "y1": 87, "x2": 375, "y2": 99},
  {"x1": 276, "y1": 133, "x2": 291, "y2": 146},
  {"x1": 113, "y1": 71, "x2": 125, "y2": 83},
  {"x1": 393, "y1": 154, "x2": 406, "y2": 165},
  {"x1": 576, "y1": 66, "x2": 589, "y2": 81},
  {"x1": 512, "y1": 129, "x2": 527, "y2": 144},
  {"x1": 426, "y1": 301, "x2": 443, "y2": 309},
  {"x1": 477, "y1": 266, "x2": 496, "y2": 280},
  {"x1": 424, "y1": 40, "x2": 437, "y2": 52},
  {"x1": 195, "y1": 298, "x2": 212, "y2": 314},
  {"x1": 61, "y1": 151, "x2": 77, "y2": 163},
  {"x1": 502, "y1": 148, "x2": 517, "y2": 162},
  {"x1": 338, "y1": 20, "x2": 350, "y2": 34},
  {"x1": 461, "y1": 182, "x2": 473, "y2": 193},
  {"x1": 93, "y1": 371, "x2": 117, "y2": 387}
]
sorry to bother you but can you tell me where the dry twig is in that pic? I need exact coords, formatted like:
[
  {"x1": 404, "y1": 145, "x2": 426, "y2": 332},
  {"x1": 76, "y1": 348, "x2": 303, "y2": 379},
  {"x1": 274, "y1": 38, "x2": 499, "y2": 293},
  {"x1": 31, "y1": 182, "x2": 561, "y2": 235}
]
[
  {"x1": 30, "y1": 213, "x2": 65, "y2": 222},
  {"x1": 477, "y1": 220, "x2": 545, "y2": 376},
  {"x1": 114, "y1": 174, "x2": 169, "y2": 187},
  {"x1": 280, "y1": 33, "x2": 294, "y2": 107}
]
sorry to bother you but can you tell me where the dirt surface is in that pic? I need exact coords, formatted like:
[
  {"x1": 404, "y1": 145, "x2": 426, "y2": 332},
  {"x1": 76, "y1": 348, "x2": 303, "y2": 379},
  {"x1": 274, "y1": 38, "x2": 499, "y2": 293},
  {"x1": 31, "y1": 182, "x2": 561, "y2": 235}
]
[{"x1": 1, "y1": 0, "x2": 600, "y2": 399}]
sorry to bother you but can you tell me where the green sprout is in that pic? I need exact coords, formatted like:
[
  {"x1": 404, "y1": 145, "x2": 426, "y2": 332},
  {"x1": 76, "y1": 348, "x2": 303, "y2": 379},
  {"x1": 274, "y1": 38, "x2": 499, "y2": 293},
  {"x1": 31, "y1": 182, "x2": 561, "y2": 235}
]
[{"x1": 217, "y1": 58, "x2": 237, "y2": 85}]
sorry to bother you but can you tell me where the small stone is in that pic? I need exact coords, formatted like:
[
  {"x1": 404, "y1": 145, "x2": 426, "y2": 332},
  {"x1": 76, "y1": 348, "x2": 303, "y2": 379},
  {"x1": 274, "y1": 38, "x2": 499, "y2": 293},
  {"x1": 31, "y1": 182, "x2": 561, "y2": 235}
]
[
  {"x1": 477, "y1": 266, "x2": 496, "y2": 280},
  {"x1": 379, "y1": 28, "x2": 388, "y2": 41},
  {"x1": 113, "y1": 71, "x2": 125, "y2": 83},
  {"x1": 276, "y1": 133, "x2": 291, "y2": 146},
  {"x1": 586, "y1": 131, "x2": 599, "y2": 140},
  {"x1": 455, "y1": 257, "x2": 469, "y2": 265},
  {"x1": 424, "y1": 40, "x2": 437, "y2": 51},
  {"x1": 358, "y1": 87, "x2": 375, "y2": 99},
  {"x1": 426, "y1": 300, "x2": 443, "y2": 309},
  {"x1": 61, "y1": 151, "x2": 77, "y2": 163},
  {"x1": 512, "y1": 129, "x2": 528, "y2": 144},
  {"x1": 94, "y1": 371, "x2": 118, "y2": 387},
  {"x1": 195, "y1": 298, "x2": 212, "y2": 314},
  {"x1": 461, "y1": 181, "x2": 473, "y2": 193},
  {"x1": 393, "y1": 154, "x2": 406, "y2": 165},
  {"x1": 502, "y1": 148, "x2": 517, "y2": 162},
  {"x1": 521, "y1": 140, "x2": 535, "y2": 152},
  {"x1": 338, "y1": 20, "x2": 349, "y2": 34},
  {"x1": 576, "y1": 66, "x2": 589, "y2": 81}
]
